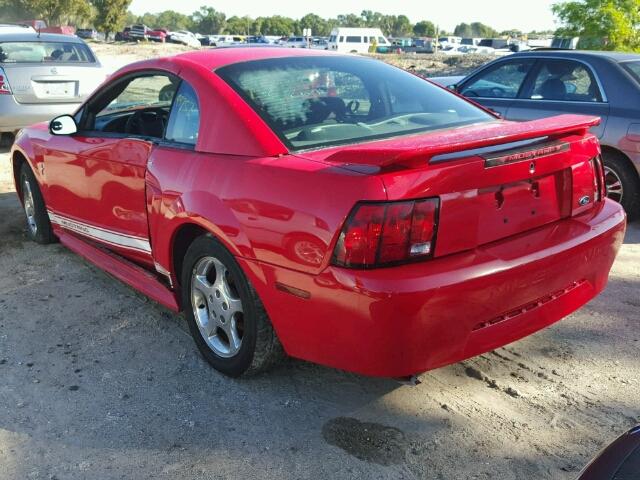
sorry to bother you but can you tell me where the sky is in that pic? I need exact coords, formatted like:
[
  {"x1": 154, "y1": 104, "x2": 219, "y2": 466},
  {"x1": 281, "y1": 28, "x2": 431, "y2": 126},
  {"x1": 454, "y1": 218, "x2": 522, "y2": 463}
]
[{"x1": 128, "y1": 0, "x2": 559, "y2": 33}]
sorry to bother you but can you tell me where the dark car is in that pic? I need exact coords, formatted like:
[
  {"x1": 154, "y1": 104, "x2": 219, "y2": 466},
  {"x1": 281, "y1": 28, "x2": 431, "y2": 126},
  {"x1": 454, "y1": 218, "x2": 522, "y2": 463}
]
[
  {"x1": 450, "y1": 50, "x2": 640, "y2": 219},
  {"x1": 578, "y1": 425, "x2": 640, "y2": 479},
  {"x1": 76, "y1": 28, "x2": 98, "y2": 40}
]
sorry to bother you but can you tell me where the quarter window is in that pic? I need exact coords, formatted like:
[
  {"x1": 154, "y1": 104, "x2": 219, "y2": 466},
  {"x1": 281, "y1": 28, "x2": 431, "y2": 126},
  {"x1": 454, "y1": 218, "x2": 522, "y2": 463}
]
[
  {"x1": 460, "y1": 60, "x2": 534, "y2": 99},
  {"x1": 346, "y1": 36, "x2": 361, "y2": 43},
  {"x1": 530, "y1": 60, "x2": 601, "y2": 102},
  {"x1": 165, "y1": 81, "x2": 200, "y2": 145}
]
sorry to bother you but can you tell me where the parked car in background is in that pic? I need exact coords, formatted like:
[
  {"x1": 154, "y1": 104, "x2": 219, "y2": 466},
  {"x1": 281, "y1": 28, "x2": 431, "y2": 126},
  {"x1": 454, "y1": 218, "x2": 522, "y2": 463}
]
[
  {"x1": 168, "y1": 30, "x2": 200, "y2": 48},
  {"x1": 446, "y1": 50, "x2": 640, "y2": 218},
  {"x1": 247, "y1": 35, "x2": 270, "y2": 45},
  {"x1": 578, "y1": 425, "x2": 640, "y2": 479},
  {"x1": 0, "y1": 31, "x2": 105, "y2": 147},
  {"x1": 0, "y1": 23, "x2": 36, "y2": 34},
  {"x1": 76, "y1": 28, "x2": 98, "y2": 40},
  {"x1": 213, "y1": 35, "x2": 245, "y2": 47},
  {"x1": 328, "y1": 27, "x2": 389, "y2": 53},
  {"x1": 461, "y1": 37, "x2": 481, "y2": 47},
  {"x1": 11, "y1": 48, "x2": 625, "y2": 378},
  {"x1": 283, "y1": 36, "x2": 308, "y2": 48},
  {"x1": 114, "y1": 27, "x2": 131, "y2": 42},
  {"x1": 148, "y1": 28, "x2": 168, "y2": 43},
  {"x1": 438, "y1": 35, "x2": 462, "y2": 50},
  {"x1": 129, "y1": 24, "x2": 150, "y2": 41}
]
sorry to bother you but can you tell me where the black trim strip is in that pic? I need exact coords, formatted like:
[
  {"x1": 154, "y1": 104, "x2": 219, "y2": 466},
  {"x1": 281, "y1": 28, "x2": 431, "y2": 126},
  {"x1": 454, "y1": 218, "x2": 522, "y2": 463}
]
[{"x1": 483, "y1": 140, "x2": 570, "y2": 168}]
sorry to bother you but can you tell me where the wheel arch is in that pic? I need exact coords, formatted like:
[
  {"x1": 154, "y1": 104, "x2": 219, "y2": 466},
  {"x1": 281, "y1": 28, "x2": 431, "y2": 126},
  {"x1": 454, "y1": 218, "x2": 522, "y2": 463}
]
[
  {"x1": 601, "y1": 145, "x2": 639, "y2": 175},
  {"x1": 170, "y1": 222, "x2": 210, "y2": 288},
  {"x1": 11, "y1": 149, "x2": 29, "y2": 200}
]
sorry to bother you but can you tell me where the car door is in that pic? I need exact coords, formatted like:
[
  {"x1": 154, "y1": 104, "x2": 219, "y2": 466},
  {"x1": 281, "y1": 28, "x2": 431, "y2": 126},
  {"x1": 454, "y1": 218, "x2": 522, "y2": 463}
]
[
  {"x1": 45, "y1": 71, "x2": 179, "y2": 264},
  {"x1": 457, "y1": 58, "x2": 536, "y2": 118},
  {"x1": 506, "y1": 58, "x2": 610, "y2": 138}
]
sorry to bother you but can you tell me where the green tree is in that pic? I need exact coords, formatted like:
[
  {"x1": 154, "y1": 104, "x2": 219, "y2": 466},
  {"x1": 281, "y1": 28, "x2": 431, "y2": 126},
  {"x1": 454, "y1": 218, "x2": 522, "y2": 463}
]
[
  {"x1": 191, "y1": 6, "x2": 225, "y2": 34},
  {"x1": 16, "y1": 0, "x2": 93, "y2": 25},
  {"x1": 156, "y1": 10, "x2": 193, "y2": 31},
  {"x1": 137, "y1": 12, "x2": 157, "y2": 27},
  {"x1": 413, "y1": 20, "x2": 437, "y2": 37},
  {"x1": 258, "y1": 15, "x2": 296, "y2": 35},
  {"x1": 391, "y1": 14, "x2": 412, "y2": 36},
  {"x1": 92, "y1": 0, "x2": 131, "y2": 39},
  {"x1": 453, "y1": 22, "x2": 472, "y2": 37},
  {"x1": 225, "y1": 15, "x2": 253, "y2": 35},
  {"x1": 553, "y1": 0, "x2": 640, "y2": 51},
  {"x1": 299, "y1": 13, "x2": 329, "y2": 36}
]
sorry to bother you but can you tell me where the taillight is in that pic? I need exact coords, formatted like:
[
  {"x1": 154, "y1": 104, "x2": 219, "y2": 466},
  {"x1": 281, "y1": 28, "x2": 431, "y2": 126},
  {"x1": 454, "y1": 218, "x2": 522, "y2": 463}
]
[
  {"x1": 592, "y1": 155, "x2": 605, "y2": 202},
  {"x1": 0, "y1": 68, "x2": 11, "y2": 95},
  {"x1": 332, "y1": 198, "x2": 439, "y2": 268}
]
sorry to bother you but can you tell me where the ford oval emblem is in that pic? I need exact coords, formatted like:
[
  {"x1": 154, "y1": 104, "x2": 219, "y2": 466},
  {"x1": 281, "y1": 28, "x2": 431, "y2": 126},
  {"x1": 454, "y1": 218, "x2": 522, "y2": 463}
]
[{"x1": 579, "y1": 195, "x2": 591, "y2": 206}]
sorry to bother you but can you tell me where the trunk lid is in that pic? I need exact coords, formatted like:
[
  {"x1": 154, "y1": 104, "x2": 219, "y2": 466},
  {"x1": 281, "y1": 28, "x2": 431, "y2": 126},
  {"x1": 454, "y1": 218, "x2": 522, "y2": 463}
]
[
  {"x1": 1, "y1": 63, "x2": 104, "y2": 104},
  {"x1": 299, "y1": 114, "x2": 604, "y2": 257}
]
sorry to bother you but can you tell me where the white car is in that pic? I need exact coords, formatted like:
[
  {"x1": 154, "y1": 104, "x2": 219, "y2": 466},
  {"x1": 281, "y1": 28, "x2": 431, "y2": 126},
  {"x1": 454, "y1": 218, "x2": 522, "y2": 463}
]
[
  {"x1": 328, "y1": 28, "x2": 389, "y2": 54},
  {"x1": 0, "y1": 24, "x2": 36, "y2": 34},
  {"x1": 283, "y1": 36, "x2": 308, "y2": 48},
  {"x1": 168, "y1": 30, "x2": 200, "y2": 48}
]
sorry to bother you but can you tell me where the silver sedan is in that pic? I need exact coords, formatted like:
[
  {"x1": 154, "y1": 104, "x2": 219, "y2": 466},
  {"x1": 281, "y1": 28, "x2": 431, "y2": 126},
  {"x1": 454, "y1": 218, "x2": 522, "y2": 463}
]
[{"x1": 0, "y1": 31, "x2": 105, "y2": 146}]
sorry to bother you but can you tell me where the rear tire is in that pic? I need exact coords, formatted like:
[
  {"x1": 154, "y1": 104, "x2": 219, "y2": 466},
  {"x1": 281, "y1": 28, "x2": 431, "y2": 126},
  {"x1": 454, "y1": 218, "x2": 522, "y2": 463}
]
[
  {"x1": 181, "y1": 235, "x2": 283, "y2": 377},
  {"x1": 603, "y1": 151, "x2": 640, "y2": 221},
  {"x1": 19, "y1": 163, "x2": 55, "y2": 244}
]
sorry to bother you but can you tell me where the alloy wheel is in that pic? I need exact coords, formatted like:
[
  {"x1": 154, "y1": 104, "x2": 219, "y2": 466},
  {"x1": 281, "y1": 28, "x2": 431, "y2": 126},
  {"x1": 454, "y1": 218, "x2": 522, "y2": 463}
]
[
  {"x1": 22, "y1": 178, "x2": 38, "y2": 235},
  {"x1": 190, "y1": 256, "x2": 244, "y2": 358},
  {"x1": 604, "y1": 165, "x2": 624, "y2": 203}
]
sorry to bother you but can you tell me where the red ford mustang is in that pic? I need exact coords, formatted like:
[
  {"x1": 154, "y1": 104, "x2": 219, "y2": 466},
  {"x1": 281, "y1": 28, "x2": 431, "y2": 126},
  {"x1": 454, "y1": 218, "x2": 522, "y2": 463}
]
[{"x1": 10, "y1": 48, "x2": 626, "y2": 378}]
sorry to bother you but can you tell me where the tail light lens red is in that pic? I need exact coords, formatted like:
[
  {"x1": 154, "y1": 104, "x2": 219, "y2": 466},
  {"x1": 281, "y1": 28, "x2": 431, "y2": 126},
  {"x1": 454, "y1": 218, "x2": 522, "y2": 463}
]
[
  {"x1": 332, "y1": 198, "x2": 439, "y2": 268},
  {"x1": 591, "y1": 155, "x2": 605, "y2": 202},
  {"x1": 0, "y1": 68, "x2": 11, "y2": 95}
]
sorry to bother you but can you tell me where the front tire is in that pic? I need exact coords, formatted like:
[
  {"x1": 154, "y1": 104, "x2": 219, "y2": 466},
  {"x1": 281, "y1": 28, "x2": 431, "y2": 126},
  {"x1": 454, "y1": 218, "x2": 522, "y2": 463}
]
[
  {"x1": 181, "y1": 235, "x2": 283, "y2": 377},
  {"x1": 20, "y1": 163, "x2": 55, "y2": 244},
  {"x1": 603, "y1": 151, "x2": 640, "y2": 221}
]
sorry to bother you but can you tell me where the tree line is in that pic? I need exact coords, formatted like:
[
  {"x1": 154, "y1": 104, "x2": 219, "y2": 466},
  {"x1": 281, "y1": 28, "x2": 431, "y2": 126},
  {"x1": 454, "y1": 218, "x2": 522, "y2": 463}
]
[
  {"x1": 1, "y1": 0, "x2": 638, "y2": 51},
  {"x1": 1, "y1": 1, "x2": 498, "y2": 39}
]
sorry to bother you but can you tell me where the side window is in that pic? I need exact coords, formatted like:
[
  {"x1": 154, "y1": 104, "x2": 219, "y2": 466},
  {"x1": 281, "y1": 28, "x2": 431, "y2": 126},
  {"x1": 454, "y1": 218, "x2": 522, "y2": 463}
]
[
  {"x1": 346, "y1": 36, "x2": 361, "y2": 43},
  {"x1": 460, "y1": 60, "x2": 534, "y2": 99},
  {"x1": 91, "y1": 74, "x2": 177, "y2": 138},
  {"x1": 339, "y1": 36, "x2": 344, "y2": 43},
  {"x1": 165, "y1": 81, "x2": 200, "y2": 146},
  {"x1": 530, "y1": 60, "x2": 601, "y2": 102}
]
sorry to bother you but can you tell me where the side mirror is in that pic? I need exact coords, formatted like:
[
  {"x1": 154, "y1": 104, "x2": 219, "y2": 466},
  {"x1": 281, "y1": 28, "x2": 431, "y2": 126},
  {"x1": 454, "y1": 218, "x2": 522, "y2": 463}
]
[
  {"x1": 50, "y1": 115, "x2": 77, "y2": 135},
  {"x1": 448, "y1": 84, "x2": 458, "y2": 92}
]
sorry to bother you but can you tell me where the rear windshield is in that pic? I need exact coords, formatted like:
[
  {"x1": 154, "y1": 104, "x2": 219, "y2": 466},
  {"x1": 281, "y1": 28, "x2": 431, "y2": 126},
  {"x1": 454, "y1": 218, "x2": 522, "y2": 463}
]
[
  {"x1": 622, "y1": 61, "x2": 640, "y2": 84},
  {"x1": 217, "y1": 56, "x2": 493, "y2": 150},
  {"x1": 0, "y1": 41, "x2": 95, "y2": 63}
]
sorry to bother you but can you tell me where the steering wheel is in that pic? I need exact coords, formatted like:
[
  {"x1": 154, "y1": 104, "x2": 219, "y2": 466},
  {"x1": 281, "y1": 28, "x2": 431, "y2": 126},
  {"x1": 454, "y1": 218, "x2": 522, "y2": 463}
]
[
  {"x1": 489, "y1": 86, "x2": 507, "y2": 98},
  {"x1": 346, "y1": 100, "x2": 360, "y2": 115},
  {"x1": 124, "y1": 108, "x2": 166, "y2": 136}
]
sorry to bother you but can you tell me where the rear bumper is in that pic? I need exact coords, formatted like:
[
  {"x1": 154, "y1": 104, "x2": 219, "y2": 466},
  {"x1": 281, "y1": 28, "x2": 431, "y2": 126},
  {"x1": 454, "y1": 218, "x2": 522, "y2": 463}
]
[
  {"x1": 0, "y1": 96, "x2": 81, "y2": 133},
  {"x1": 240, "y1": 199, "x2": 626, "y2": 377}
]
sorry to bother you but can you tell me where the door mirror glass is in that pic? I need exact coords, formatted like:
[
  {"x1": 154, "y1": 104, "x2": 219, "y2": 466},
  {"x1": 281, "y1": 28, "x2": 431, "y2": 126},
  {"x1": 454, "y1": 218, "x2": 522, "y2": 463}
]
[
  {"x1": 50, "y1": 115, "x2": 77, "y2": 135},
  {"x1": 447, "y1": 84, "x2": 457, "y2": 91}
]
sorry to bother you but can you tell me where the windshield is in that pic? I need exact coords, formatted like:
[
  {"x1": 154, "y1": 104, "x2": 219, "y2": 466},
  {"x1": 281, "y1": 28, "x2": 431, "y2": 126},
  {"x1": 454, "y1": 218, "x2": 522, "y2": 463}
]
[
  {"x1": 217, "y1": 56, "x2": 493, "y2": 150},
  {"x1": 0, "y1": 41, "x2": 95, "y2": 63},
  {"x1": 622, "y1": 61, "x2": 640, "y2": 84}
]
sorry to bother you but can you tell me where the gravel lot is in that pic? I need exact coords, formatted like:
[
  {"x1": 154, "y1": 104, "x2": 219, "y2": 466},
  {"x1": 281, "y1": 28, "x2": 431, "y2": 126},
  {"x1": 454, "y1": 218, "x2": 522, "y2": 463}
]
[{"x1": 0, "y1": 45, "x2": 639, "y2": 480}]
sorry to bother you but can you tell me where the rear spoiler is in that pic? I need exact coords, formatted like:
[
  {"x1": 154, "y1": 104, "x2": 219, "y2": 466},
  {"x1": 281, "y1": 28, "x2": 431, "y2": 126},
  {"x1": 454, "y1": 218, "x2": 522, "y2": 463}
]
[{"x1": 322, "y1": 114, "x2": 600, "y2": 169}]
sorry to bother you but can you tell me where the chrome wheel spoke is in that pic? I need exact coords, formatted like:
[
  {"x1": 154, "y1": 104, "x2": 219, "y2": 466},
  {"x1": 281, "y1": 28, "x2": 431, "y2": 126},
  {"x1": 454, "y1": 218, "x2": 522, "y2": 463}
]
[
  {"x1": 604, "y1": 166, "x2": 624, "y2": 203},
  {"x1": 190, "y1": 255, "x2": 245, "y2": 358},
  {"x1": 22, "y1": 179, "x2": 38, "y2": 235}
]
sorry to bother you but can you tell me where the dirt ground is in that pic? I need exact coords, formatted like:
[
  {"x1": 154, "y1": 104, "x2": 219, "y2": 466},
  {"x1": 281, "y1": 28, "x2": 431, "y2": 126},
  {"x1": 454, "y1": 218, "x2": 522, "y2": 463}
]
[{"x1": 0, "y1": 44, "x2": 639, "y2": 480}]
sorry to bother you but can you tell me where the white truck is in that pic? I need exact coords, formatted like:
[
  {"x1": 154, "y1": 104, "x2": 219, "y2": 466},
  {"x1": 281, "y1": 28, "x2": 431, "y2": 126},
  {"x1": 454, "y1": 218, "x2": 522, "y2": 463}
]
[{"x1": 327, "y1": 28, "x2": 389, "y2": 54}]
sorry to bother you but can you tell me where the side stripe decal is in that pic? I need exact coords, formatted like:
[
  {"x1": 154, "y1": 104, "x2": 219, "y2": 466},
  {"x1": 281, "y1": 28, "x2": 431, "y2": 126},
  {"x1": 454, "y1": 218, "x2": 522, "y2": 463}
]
[{"x1": 47, "y1": 210, "x2": 152, "y2": 254}]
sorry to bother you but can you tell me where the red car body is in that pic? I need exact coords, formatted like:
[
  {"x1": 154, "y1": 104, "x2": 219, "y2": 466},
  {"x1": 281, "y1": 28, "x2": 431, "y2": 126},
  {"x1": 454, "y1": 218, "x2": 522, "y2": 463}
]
[{"x1": 10, "y1": 48, "x2": 626, "y2": 377}]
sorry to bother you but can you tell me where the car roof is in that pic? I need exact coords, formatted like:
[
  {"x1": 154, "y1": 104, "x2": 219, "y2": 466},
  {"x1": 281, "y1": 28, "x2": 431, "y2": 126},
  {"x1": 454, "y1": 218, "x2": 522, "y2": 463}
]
[
  {"x1": 511, "y1": 49, "x2": 640, "y2": 63},
  {"x1": 0, "y1": 32, "x2": 85, "y2": 43},
  {"x1": 173, "y1": 46, "x2": 341, "y2": 70}
]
